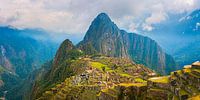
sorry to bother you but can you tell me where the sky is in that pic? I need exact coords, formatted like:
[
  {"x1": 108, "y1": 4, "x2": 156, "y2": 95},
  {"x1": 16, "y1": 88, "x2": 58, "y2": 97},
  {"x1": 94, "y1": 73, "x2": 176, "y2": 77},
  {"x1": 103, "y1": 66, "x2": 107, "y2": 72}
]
[{"x1": 0, "y1": 0, "x2": 200, "y2": 37}]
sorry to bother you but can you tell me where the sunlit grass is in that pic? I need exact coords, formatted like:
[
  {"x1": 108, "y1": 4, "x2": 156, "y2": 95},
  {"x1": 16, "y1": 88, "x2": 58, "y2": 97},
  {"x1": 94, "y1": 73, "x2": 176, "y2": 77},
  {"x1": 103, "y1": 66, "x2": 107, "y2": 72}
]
[
  {"x1": 135, "y1": 78, "x2": 147, "y2": 83},
  {"x1": 90, "y1": 61, "x2": 111, "y2": 71},
  {"x1": 119, "y1": 73, "x2": 133, "y2": 77},
  {"x1": 148, "y1": 76, "x2": 169, "y2": 83},
  {"x1": 118, "y1": 83, "x2": 147, "y2": 87}
]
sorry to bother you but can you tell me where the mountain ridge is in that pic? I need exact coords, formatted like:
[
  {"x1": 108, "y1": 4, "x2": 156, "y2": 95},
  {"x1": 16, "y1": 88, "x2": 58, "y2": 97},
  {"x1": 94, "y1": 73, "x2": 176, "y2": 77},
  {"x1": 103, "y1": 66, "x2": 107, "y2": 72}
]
[{"x1": 78, "y1": 13, "x2": 176, "y2": 74}]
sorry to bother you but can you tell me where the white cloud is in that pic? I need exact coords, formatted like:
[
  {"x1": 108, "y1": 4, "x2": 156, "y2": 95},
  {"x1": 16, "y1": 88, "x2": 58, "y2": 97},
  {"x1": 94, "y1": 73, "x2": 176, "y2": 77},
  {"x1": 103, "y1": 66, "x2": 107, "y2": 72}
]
[
  {"x1": 146, "y1": 12, "x2": 167, "y2": 24},
  {"x1": 143, "y1": 11, "x2": 168, "y2": 31},
  {"x1": 0, "y1": 0, "x2": 199, "y2": 35},
  {"x1": 142, "y1": 24, "x2": 154, "y2": 31}
]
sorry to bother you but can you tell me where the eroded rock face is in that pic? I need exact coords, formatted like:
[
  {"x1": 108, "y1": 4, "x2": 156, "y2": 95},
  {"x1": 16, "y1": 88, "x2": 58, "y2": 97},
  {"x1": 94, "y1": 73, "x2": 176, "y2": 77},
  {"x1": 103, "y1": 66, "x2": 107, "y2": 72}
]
[{"x1": 78, "y1": 13, "x2": 176, "y2": 74}]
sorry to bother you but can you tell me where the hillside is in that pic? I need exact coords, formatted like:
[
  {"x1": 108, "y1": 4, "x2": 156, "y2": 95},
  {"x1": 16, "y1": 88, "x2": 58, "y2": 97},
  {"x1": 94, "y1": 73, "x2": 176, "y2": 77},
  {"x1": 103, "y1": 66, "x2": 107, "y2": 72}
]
[
  {"x1": 0, "y1": 26, "x2": 58, "y2": 97},
  {"x1": 36, "y1": 58, "x2": 200, "y2": 100},
  {"x1": 32, "y1": 55, "x2": 155, "y2": 99},
  {"x1": 0, "y1": 26, "x2": 57, "y2": 78}
]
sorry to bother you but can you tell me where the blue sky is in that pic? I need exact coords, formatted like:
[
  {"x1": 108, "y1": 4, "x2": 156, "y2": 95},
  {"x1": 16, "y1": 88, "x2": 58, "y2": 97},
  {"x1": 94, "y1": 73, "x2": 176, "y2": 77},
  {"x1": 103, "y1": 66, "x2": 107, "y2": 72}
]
[{"x1": 0, "y1": 0, "x2": 200, "y2": 37}]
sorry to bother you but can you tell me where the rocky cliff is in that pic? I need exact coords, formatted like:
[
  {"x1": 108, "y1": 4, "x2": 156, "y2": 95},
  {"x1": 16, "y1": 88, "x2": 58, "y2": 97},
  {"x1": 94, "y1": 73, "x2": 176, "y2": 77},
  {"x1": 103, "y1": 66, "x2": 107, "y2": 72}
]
[{"x1": 78, "y1": 13, "x2": 176, "y2": 74}]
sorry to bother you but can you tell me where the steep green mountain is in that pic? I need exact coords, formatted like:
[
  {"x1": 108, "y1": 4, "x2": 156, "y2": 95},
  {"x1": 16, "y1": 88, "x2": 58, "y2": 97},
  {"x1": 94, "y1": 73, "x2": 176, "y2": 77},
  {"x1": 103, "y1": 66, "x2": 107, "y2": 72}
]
[
  {"x1": 78, "y1": 13, "x2": 176, "y2": 74},
  {"x1": 31, "y1": 39, "x2": 84, "y2": 99},
  {"x1": 0, "y1": 26, "x2": 58, "y2": 97}
]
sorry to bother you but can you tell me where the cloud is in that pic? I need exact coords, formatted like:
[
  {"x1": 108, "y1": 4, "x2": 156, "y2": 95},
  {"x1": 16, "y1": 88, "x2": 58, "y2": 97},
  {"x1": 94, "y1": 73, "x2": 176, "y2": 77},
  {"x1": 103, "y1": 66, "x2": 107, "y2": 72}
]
[
  {"x1": 142, "y1": 24, "x2": 154, "y2": 31},
  {"x1": 0, "y1": 0, "x2": 200, "y2": 35},
  {"x1": 143, "y1": 9, "x2": 168, "y2": 31}
]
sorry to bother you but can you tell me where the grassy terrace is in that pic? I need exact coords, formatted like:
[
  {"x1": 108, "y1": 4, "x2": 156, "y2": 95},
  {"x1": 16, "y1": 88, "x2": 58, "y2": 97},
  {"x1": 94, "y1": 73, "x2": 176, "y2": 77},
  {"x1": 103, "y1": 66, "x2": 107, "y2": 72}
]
[
  {"x1": 119, "y1": 73, "x2": 133, "y2": 77},
  {"x1": 183, "y1": 68, "x2": 191, "y2": 73},
  {"x1": 193, "y1": 69, "x2": 200, "y2": 73},
  {"x1": 148, "y1": 76, "x2": 169, "y2": 83},
  {"x1": 90, "y1": 61, "x2": 111, "y2": 71},
  {"x1": 118, "y1": 83, "x2": 147, "y2": 87},
  {"x1": 188, "y1": 73, "x2": 200, "y2": 78},
  {"x1": 100, "y1": 86, "x2": 118, "y2": 98},
  {"x1": 149, "y1": 88, "x2": 166, "y2": 92},
  {"x1": 180, "y1": 89, "x2": 190, "y2": 96},
  {"x1": 177, "y1": 70, "x2": 182, "y2": 75},
  {"x1": 188, "y1": 94, "x2": 200, "y2": 100},
  {"x1": 135, "y1": 78, "x2": 147, "y2": 83},
  {"x1": 90, "y1": 61, "x2": 134, "y2": 78}
]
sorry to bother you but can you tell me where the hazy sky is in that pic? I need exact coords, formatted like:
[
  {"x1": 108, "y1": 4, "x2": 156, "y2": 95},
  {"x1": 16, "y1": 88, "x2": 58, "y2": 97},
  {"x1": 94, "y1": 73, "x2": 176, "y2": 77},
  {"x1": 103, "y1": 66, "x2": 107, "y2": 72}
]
[{"x1": 0, "y1": 0, "x2": 200, "y2": 36}]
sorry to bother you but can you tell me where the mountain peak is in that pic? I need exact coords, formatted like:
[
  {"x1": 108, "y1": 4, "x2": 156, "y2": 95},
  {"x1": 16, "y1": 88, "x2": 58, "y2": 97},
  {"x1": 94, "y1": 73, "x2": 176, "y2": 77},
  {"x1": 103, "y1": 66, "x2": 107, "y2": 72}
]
[
  {"x1": 82, "y1": 12, "x2": 118, "y2": 42},
  {"x1": 94, "y1": 12, "x2": 112, "y2": 23},
  {"x1": 97, "y1": 13, "x2": 110, "y2": 18},
  {"x1": 53, "y1": 39, "x2": 74, "y2": 65}
]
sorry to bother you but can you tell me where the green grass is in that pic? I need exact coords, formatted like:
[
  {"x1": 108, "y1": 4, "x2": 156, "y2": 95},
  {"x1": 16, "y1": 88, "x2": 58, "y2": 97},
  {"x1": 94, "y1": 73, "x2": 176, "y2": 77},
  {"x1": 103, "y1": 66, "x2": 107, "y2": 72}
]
[
  {"x1": 118, "y1": 83, "x2": 147, "y2": 87},
  {"x1": 189, "y1": 73, "x2": 200, "y2": 78},
  {"x1": 149, "y1": 88, "x2": 166, "y2": 92},
  {"x1": 100, "y1": 88, "x2": 118, "y2": 98},
  {"x1": 177, "y1": 70, "x2": 182, "y2": 75},
  {"x1": 0, "y1": 65, "x2": 6, "y2": 73},
  {"x1": 188, "y1": 94, "x2": 200, "y2": 100},
  {"x1": 90, "y1": 61, "x2": 111, "y2": 71},
  {"x1": 119, "y1": 73, "x2": 133, "y2": 77},
  {"x1": 193, "y1": 69, "x2": 200, "y2": 73},
  {"x1": 148, "y1": 76, "x2": 169, "y2": 83},
  {"x1": 135, "y1": 78, "x2": 147, "y2": 83},
  {"x1": 179, "y1": 89, "x2": 189, "y2": 96},
  {"x1": 183, "y1": 68, "x2": 191, "y2": 73}
]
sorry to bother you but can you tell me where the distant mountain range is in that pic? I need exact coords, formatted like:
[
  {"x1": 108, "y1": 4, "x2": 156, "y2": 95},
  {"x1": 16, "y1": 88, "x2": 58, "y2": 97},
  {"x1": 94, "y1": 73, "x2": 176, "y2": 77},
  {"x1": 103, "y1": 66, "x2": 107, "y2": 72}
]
[
  {"x1": 146, "y1": 9, "x2": 200, "y2": 68},
  {"x1": 0, "y1": 26, "x2": 58, "y2": 96}
]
